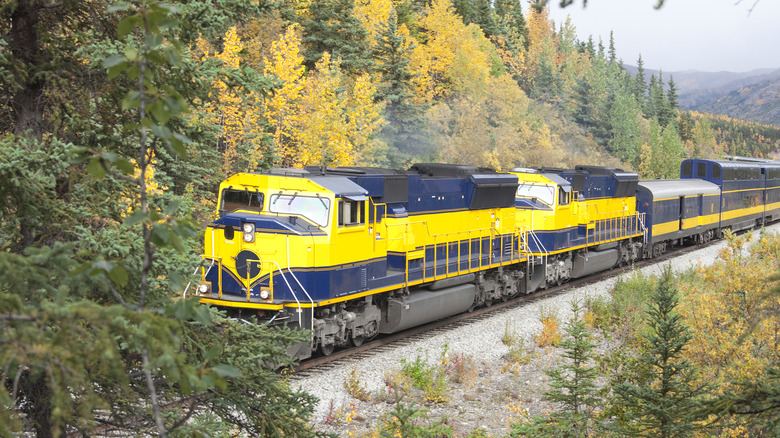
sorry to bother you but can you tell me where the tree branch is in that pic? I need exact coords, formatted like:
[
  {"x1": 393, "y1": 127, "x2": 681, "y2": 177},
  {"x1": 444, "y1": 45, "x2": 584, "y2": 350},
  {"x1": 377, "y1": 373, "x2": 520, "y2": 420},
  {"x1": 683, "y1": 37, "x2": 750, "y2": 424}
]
[
  {"x1": 142, "y1": 349, "x2": 168, "y2": 438},
  {"x1": 0, "y1": 314, "x2": 36, "y2": 321}
]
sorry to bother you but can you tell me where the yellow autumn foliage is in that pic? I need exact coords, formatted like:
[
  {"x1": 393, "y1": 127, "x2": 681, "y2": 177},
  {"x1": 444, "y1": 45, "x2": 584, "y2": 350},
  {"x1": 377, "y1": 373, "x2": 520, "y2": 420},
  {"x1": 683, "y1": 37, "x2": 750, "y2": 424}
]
[
  {"x1": 293, "y1": 53, "x2": 384, "y2": 167},
  {"x1": 411, "y1": 0, "x2": 493, "y2": 102},
  {"x1": 263, "y1": 24, "x2": 306, "y2": 167},
  {"x1": 353, "y1": 0, "x2": 395, "y2": 48},
  {"x1": 193, "y1": 27, "x2": 266, "y2": 176},
  {"x1": 677, "y1": 231, "x2": 780, "y2": 436}
]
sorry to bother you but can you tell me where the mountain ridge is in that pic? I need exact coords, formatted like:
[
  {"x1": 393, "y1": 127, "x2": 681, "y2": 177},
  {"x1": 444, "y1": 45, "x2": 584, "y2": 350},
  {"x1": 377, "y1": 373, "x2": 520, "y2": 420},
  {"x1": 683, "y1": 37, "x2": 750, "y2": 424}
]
[{"x1": 620, "y1": 65, "x2": 780, "y2": 126}]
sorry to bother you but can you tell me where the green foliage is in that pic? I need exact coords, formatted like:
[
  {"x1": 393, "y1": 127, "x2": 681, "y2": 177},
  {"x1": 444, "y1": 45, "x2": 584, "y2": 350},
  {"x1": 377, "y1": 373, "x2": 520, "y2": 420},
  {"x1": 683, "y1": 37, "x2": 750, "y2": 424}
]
[
  {"x1": 511, "y1": 300, "x2": 601, "y2": 437},
  {"x1": 0, "y1": 1, "x2": 323, "y2": 436},
  {"x1": 345, "y1": 367, "x2": 372, "y2": 401},
  {"x1": 378, "y1": 396, "x2": 455, "y2": 438},
  {"x1": 399, "y1": 348, "x2": 449, "y2": 403},
  {"x1": 611, "y1": 265, "x2": 708, "y2": 438},
  {"x1": 301, "y1": 0, "x2": 373, "y2": 74},
  {"x1": 372, "y1": 10, "x2": 431, "y2": 166},
  {"x1": 710, "y1": 364, "x2": 780, "y2": 435}
]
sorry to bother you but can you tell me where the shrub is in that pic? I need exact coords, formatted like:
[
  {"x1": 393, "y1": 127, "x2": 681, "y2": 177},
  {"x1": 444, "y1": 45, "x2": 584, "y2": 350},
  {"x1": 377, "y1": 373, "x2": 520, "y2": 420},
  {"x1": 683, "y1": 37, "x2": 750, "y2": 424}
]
[
  {"x1": 344, "y1": 367, "x2": 371, "y2": 402},
  {"x1": 400, "y1": 349, "x2": 449, "y2": 403},
  {"x1": 536, "y1": 306, "x2": 562, "y2": 347}
]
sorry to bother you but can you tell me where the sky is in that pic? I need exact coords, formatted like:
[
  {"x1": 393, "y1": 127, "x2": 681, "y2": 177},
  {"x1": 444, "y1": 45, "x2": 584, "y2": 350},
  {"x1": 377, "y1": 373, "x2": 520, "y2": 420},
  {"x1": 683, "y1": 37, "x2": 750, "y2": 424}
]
[{"x1": 546, "y1": 0, "x2": 780, "y2": 73}]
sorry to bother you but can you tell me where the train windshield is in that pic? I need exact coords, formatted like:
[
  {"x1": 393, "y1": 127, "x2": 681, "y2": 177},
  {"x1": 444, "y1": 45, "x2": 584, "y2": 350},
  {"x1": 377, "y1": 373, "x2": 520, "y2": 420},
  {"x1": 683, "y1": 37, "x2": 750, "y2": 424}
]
[
  {"x1": 269, "y1": 193, "x2": 331, "y2": 227},
  {"x1": 516, "y1": 183, "x2": 554, "y2": 206},
  {"x1": 221, "y1": 189, "x2": 264, "y2": 214}
]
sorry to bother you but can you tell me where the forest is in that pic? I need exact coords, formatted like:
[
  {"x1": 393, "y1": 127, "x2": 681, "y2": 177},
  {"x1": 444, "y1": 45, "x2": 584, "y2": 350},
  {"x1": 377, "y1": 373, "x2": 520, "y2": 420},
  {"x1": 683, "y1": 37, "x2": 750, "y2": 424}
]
[{"x1": 0, "y1": 0, "x2": 778, "y2": 436}]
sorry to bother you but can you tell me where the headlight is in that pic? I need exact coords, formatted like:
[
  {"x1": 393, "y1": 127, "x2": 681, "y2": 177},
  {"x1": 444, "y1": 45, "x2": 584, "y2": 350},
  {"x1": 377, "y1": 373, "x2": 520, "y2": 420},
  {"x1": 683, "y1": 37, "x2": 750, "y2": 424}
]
[
  {"x1": 259, "y1": 289, "x2": 271, "y2": 300},
  {"x1": 197, "y1": 283, "x2": 210, "y2": 294},
  {"x1": 243, "y1": 223, "x2": 255, "y2": 242}
]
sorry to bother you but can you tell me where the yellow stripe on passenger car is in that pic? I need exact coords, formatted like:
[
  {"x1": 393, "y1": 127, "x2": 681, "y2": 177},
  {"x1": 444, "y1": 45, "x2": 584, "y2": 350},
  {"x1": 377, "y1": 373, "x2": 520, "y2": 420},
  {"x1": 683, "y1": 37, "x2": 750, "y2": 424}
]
[
  {"x1": 652, "y1": 220, "x2": 679, "y2": 236},
  {"x1": 721, "y1": 205, "x2": 763, "y2": 221}
]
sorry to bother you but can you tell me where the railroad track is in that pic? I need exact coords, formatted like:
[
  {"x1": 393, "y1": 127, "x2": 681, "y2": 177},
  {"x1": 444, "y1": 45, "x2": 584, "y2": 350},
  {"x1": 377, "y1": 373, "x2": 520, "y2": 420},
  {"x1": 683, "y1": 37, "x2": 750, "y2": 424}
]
[{"x1": 292, "y1": 239, "x2": 715, "y2": 376}]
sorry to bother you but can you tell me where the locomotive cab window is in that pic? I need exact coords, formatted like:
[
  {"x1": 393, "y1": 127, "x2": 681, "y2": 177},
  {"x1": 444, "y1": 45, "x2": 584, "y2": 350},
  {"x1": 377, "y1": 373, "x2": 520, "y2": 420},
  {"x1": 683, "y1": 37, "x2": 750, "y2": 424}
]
[
  {"x1": 558, "y1": 187, "x2": 570, "y2": 205},
  {"x1": 338, "y1": 198, "x2": 365, "y2": 226},
  {"x1": 269, "y1": 193, "x2": 330, "y2": 227},
  {"x1": 221, "y1": 189, "x2": 264, "y2": 215},
  {"x1": 517, "y1": 183, "x2": 555, "y2": 207}
]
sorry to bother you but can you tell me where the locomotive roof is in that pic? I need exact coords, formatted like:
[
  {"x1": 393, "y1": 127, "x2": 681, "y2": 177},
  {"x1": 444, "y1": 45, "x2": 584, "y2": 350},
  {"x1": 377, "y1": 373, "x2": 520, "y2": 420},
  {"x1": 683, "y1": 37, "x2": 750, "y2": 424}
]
[
  {"x1": 309, "y1": 175, "x2": 369, "y2": 199},
  {"x1": 687, "y1": 158, "x2": 780, "y2": 169},
  {"x1": 637, "y1": 179, "x2": 720, "y2": 198}
]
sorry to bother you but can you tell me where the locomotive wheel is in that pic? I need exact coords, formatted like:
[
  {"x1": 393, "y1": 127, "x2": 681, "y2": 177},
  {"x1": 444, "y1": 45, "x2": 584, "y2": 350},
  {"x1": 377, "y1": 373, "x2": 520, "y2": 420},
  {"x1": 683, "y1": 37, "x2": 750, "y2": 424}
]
[
  {"x1": 350, "y1": 334, "x2": 365, "y2": 347},
  {"x1": 319, "y1": 343, "x2": 335, "y2": 356}
]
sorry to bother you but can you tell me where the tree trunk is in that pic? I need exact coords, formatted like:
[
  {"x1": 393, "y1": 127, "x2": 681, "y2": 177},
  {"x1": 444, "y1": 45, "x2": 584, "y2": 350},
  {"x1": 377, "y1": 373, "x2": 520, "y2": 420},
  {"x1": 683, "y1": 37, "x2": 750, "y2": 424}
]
[{"x1": 10, "y1": 0, "x2": 46, "y2": 140}]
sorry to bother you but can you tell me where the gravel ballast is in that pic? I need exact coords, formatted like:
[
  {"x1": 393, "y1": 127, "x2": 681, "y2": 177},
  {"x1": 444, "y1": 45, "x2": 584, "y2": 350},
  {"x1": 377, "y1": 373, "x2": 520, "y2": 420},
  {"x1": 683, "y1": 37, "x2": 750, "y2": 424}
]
[{"x1": 293, "y1": 225, "x2": 779, "y2": 437}]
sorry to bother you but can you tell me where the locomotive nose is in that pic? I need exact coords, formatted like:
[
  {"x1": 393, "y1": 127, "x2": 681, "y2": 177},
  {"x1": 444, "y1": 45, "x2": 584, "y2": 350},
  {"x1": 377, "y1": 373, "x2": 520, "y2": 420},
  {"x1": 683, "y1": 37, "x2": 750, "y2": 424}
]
[{"x1": 235, "y1": 250, "x2": 262, "y2": 279}]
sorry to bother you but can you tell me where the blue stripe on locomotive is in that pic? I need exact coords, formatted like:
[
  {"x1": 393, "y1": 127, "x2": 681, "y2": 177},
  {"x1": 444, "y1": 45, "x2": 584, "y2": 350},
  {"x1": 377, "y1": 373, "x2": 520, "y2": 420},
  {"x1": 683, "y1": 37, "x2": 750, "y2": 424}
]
[{"x1": 207, "y1": 233, "x2": 519, "y2": 303}]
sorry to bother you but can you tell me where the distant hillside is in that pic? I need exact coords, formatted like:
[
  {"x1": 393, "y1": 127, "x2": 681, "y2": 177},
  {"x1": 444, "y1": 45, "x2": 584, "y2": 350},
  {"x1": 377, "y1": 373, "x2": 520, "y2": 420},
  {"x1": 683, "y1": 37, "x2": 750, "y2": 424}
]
[
  {"x1": 623, "y1": 66, "x2": 776, "y2": 94},
  {"x1": 620, "y1": 66, "x2": 780, "y2": 126},
  {"x1": 678, "y1": 69, "x2": 780, "y2": 126}
]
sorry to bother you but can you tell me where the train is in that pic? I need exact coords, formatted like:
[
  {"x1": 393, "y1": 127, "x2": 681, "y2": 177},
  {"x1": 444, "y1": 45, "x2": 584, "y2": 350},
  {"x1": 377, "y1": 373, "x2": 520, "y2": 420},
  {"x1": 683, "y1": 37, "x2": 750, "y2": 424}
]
[{"x1": 194, "y1": 158, "x2": 780, "y2": 359}]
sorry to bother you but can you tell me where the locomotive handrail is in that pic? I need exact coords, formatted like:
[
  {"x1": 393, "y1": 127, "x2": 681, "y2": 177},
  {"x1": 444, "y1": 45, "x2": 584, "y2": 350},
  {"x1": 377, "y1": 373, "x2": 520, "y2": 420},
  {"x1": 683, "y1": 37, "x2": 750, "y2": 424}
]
[
  {"x1": 286, "y1": 235, "x2": 314, "y2": 330},
  {"x1": 586, "y1": 212, "x2": 646, "y2": 247}
]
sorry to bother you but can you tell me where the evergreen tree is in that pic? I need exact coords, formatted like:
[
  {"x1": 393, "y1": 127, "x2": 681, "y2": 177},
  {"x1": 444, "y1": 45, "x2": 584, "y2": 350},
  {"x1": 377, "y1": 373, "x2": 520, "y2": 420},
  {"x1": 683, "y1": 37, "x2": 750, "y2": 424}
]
[
  {"x1": 710, "y1": 364, "x2": 780, "y2": 435},
  {"x1": 666, "y1": 76, "x2": 679, "y2": 111},
  {"x1": 613, "y1": 265, "x2": 708, "y2": 438},
  {"x1": 372, "y1": 11, "x2": 430, "y2": 165},
  {"x1": 662, "y1": 76, "x2": 680, "y2": 128},
  {"x1": 301, "y1": 0, "x2": 373, "y2": 74},
  {"x1": 608, "y1": 30, "x2": 617, "y2": 64},
  {"x1": 634, "y1": 54, "x2": 647, "y2": 105},
  {"x1": 547, "y1": 300, "x2": 600, "y2": 418},
  {"x1": 652, "y1": 72, "x2": 674, "y2": 128},
  {"x1": 645, "y1": 73, "x2": 660, "y2": 120},
  {"x1": 452, "y1": 0, "x2": 477, "y2": 24},
  {"x1": 0, "y1": 2, "x2": 327, "y2": 436},
  {"x1": 572, "y1": 76, "x2": 595, "y2": 122},
  {"x1": 473, "y1": 0, "x2": 500, "y2": 38},
  {"x1": 511, "y1": 301, "x2": 600, "y2": 437},
  {"x1": 495, "y1": 0, "x2": 529, "y2": 50},
  {"x1": 678, "y1": 111, "x2": 695, "y2": 144},
  {"x1": 586, "y1": 36, "x2": 596, "y2": 58},
  {"x1": 533, "y1": 57, "x2": 562, "y2": 103},
  {"x1": 597, "y1": 37, "x2": 605, "y2": 59}
]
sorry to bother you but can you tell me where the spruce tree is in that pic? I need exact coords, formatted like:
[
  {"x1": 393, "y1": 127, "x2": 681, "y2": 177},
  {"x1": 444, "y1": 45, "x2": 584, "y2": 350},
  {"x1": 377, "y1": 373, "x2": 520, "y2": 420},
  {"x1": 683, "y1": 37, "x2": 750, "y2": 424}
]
[
  {"x1": 677, "y1": 111, "x2": 694, "y2": 144},
  {"x1": 572, "y1": 75, "x2": 597, "y2": 129},
  {"x1": 0, "y1": 2, "x2": 327, "y2": 436},
  {"x1": 608, "y1": 30, "x2": 617, "y2": 64},
  {"x1": 511, "y1": 300, "x2": 601, "y2": 437},
  {"x1": 667, "y1": 76, "x2": 679, "y2": 111},
  {"x1": 301, "y1": 0, "x2": 373, "y2": 74},
  {"x1": 634, "y1": 54, "x2": 646, "y2": 105},
  {"x1": 546, "y1": 300, "x2": 600, "y2": 419},
  {"x1": 613, "y1": 265, "x2": 708, "y2": 438},
  {"x1": 645, "y1": 73, "x2": 659, "y2": 120},
  {"x1": 495, "y1": 0, "x2": 529, "y2": 50},
  {"x1": 372, "y1": 12, "x2": 430, "y2": 165},
  {"x1": 473, "y1": 0, "x2": 500, "y2": 38},
  {"x1": 711, "y1": 363, "x2": 780, "y2": 434}
]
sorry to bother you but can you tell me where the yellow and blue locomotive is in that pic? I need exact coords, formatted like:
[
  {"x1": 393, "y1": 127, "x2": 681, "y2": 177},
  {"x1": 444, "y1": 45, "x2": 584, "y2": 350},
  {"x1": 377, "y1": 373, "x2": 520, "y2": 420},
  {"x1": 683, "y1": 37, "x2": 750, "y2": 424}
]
[
  {"x1": 510, "y1": 166, "x2": 645, "y2": 290},
  {"x1": 197, "y1": 164, "x2": 522, "y2": 358},
  {"x1": 196, "y1": 158, "x2": 779, "y2": 360}
]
